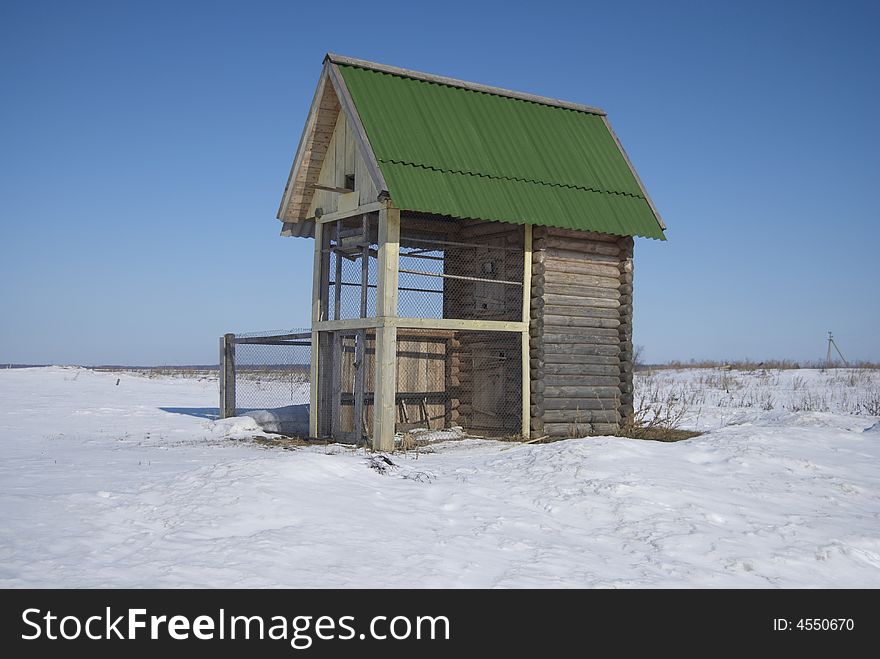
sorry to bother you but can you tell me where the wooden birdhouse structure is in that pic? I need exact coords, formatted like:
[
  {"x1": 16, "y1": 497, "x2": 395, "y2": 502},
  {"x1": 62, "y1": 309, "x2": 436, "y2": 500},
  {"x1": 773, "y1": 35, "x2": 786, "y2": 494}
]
[{"x1": 276, "y1": 54, "x2": 665, "y2": 451}]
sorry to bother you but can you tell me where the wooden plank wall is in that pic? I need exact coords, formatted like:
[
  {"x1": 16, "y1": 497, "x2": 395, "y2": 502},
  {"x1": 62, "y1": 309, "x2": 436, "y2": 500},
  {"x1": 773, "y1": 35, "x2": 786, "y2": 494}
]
[
  {"x1": 307, "y1": 111, "x2": 379, "y2": 218},
  {"x1": 327, "y1": 330, "x2": 454, "y2": 439},
  {"x1": 529, "y1": 227, "x2": 633, "y2": 438}
]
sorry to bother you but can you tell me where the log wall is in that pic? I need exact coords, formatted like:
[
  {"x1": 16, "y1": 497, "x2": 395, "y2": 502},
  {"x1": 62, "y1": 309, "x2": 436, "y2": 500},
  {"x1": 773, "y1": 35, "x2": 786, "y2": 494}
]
[{"x1": 529, "y1": 227, "x2": 634, "y2": 438}]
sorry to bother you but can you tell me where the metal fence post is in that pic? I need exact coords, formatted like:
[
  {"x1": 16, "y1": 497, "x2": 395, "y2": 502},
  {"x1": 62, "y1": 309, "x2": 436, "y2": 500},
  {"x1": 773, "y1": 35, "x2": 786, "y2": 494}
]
[{"x1": 220, "y1": 333, "x2": 236, "y2": 418}]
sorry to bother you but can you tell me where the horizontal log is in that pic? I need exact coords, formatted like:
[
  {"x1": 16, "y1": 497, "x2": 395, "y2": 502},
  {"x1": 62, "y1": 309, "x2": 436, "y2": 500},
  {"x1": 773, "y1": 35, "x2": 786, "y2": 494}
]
[
  {"x1": 530, "y1": 300, "x2": 622, "y2": 322},
  {"x1": 544, "y1": 374, "x2": 622, "y2": 387},
  {"x1": 544, "y1": 422, "x2": 591, "y2": 438},
  {"x1": 541, "y1": 236, "x2": 620, "y2": 256},
  {"x1": 542, "y1": 409, "x2": 621, "y2": 424},
  {"x1": 545, "y1": 227, "x2": 620, "y2": 243},
  {"x1": 545, "y1": 247, "x2": 620, "y2": 265},
  {"x1": 544, "y1": 363, "x2": 621, "y2": 376},
  {"x1": 541, "y1": 314, "x2": 620, "y2": 330},
  {"x1": 543, "y1": 397, "x2": 620, "y2": 411},
  {"x1": 543, "y1": 259, "x2": 619, "y2": 279},
  {"x1": 533, "y1": 324, "x2": 621, "y2": 340},
  {"x1": 537, "y1": 284, "x2": 620, "y2": 301},
  {"x1": 543, "y1": 337, "x2": 621, "y2": 350},
  {"x1": 542, "y1": 329, "x2": 621, "y2": 342},
  {"x1": 530, "y1": 417, "x2": 544, "y2": 431},
  {"x1": 541, "y1": 270, "x2": 621, "y2": 289},
  {"x1": 544, "y1": 343, "x2": 620, "y2": 357},
  {"x1": 542, "y1": 294, "x2": 620, "y2": 309},
  {"x1": 544, "y1": 385, "x2": 622, "y2": 398},
  {"x1": 543, "y1": 354, "x2": 620, "y2": 365}
]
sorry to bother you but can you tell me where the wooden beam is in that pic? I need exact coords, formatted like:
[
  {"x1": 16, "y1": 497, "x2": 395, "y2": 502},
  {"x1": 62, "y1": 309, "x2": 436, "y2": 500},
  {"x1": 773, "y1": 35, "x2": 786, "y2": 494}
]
[
  {"x1": 333, "y1": 221, "x2": 342, "y2": 320},
  {"x1": 372, "y1": 205, "x2": 400, "y2": 451},
  {"x1": 395, "y1": 318, "x2": 527, "y2": 333},
  {"x1": 309, "y1": 223, "x2": 325, "y2": 437},
  {"x1": 313, "y1": 201, "x2": 384, "y2": 224},
  {"x1": 325, "y1": 53, "x2": 607, "y2": 116},
  {"x1": 521, "y1": 224, "x2": 532, "y2": 438},
  {"x1": 373, "y1": 324, "x2": 397, "y2": 452},
  {"x1": 398, "y1": 267, "x2": 523, "y2": 287},
  {"x1": 310, "y1": 183, "x2": 355, "y2": 194},
  {"x1": 220, "y1": 333, "x2": 236, "y2": 419},
  {"x1": 376, "y1": 206, "x2": 400, "y2": 317},
  {"x1": 326, "y1": 63, "x2": 388, "y2": 195},
  {"x1": 314, "y1": 318, "x2": 383, "y2": 331}
]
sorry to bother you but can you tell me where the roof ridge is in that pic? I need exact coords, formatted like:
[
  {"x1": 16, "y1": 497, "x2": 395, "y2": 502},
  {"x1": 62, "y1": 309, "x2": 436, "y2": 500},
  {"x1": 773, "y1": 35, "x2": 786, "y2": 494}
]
[
  {"x1": 379, "y1": 159, "x2": 646, "y2": 199},
  {"x1": 325, "y1": 53, "x2": 606, "y2": 116}
]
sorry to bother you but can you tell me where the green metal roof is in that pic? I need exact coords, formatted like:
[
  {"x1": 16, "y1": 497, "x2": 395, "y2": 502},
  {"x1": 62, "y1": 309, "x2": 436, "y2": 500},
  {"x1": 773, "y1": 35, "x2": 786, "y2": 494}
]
[{"x1": 337, "y1": 63, "x2": 665, "y2": 240}]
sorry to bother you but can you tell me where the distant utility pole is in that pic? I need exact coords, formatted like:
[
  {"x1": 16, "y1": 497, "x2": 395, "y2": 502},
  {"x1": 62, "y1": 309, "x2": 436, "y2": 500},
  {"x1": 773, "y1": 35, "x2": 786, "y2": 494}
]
[{"x1": 826, "y1": 331, "x2": 849, "y2": 368}]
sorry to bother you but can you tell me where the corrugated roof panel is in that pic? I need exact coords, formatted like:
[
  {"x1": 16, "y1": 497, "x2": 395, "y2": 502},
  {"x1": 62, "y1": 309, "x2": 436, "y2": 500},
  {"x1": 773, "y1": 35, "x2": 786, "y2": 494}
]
[
  {"x1": 337, "y1": 63, "x2": 664, "y2": 239},
  {"x1": 381, "y1": 162, "x2": 665, "y2": 240}
]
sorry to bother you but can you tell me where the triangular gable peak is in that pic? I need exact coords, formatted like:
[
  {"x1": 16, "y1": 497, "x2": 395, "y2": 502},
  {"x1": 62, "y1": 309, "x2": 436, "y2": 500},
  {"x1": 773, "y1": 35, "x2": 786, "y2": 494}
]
[{"x1": 278, "y1": 60, "x2": 387, "y2": 235}]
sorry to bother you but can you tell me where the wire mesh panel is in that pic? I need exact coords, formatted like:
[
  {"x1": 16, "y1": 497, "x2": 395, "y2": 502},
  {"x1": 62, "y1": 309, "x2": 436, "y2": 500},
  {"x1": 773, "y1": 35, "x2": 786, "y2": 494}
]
[
  {"x1": 232, "y1": 330, "x2": 311, "y2": 435},
  {"x1": 392, "y1": 329, "x2": 522, "y2": 439},
  {"x1": 314, "y1": 327, "x2": 523, "y2": 442},
  {"x1": 327, "y1": 215, "x2": 378, "y2": 320},
  {"x1": 398, "y1": 214, "x2": 525, "y2": 321}
]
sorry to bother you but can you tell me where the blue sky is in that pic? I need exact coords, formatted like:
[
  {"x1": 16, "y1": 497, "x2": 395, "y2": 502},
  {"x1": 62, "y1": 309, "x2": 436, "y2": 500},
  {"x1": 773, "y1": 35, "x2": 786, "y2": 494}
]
[{"x1": 1, "y1": 0, "x2": 877, "y2": 365}]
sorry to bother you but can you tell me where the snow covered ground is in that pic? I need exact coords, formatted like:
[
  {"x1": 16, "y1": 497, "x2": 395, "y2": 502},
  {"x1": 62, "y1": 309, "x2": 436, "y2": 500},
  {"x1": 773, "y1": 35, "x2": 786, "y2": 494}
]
[{"x1": 1, "y1": 366, "x2": 878, "y2": 588}]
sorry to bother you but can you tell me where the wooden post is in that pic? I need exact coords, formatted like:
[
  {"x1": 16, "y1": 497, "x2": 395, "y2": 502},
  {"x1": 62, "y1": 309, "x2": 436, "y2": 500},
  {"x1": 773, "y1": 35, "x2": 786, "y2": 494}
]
[
  {"x1": 353, "y1": 214, "x2": 369, "y2": 442},
  {"x1": 372, "y1": 205, "x2": 400, "y2": 451},
  {"x1": 373, "y1": 324, "x2": 397, "y2": 451},
  {"x1": 334, "y1": 220, "x2": 343, "y2": 320},
  {"x1": 375, "y1": 206, "x2": 400, "y2": 317},
  {"x1": 220, "y1": 333, "x2": 236, "y2": 419},
  {"x1": 521, "y1": 225, "x2": 532, "y2": 438},
  {"x1": 309, "y1": 222, "x2": 327, "y2": 437}
]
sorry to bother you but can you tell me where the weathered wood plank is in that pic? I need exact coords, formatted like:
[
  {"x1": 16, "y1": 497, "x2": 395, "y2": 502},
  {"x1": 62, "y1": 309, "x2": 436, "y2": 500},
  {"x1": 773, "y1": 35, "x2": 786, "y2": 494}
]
[
  {"x1": 543, "y1": 374, "x2": 622, "y2": 387},
  {"x1": 544, "y1": 247, "x2": 620, "y2": 265},
  {"x1": 535, "y1": 284, "x2": 620, "y2": 301},
  {"x1": 542, "y1": 409, "x2": 621, "y2": 424},
  {"x1": 544, "y1": 385, "x2": 621, "y2": 398},
  {"x1": 543, "y1": 343, "x2": 620, "y2": 357},
  {"x1": 541, "y1": 294, "x2": 620, "y2": 309},
  {"x1": 544, "y1": 363, "x2": 621, "y2": 376},
  {"x1": 537, "y1": 236, "x2": 620, "y2": 257},
  {"x1": 545, "y1": 227, "x2": 620, "y2": 243}
]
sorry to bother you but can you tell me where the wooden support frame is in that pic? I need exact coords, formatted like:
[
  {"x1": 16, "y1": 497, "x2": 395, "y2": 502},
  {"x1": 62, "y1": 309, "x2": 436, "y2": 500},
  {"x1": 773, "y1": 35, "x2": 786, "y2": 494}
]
[
  {"x1": 372, "y1": 205, "x2": 400, "y2": 451},
  {"x1": 219, "y1": 333, "x2": 236, "y2": 419},
  {"x1": 521, "y1": 225, "x2": 532, "y2": 438},
  {"x1": 314, "y1": 201, "x2": 384, "y2": 224},
  {"x1": 309, "y1": 223, "x2": 327, "y2": 437}
]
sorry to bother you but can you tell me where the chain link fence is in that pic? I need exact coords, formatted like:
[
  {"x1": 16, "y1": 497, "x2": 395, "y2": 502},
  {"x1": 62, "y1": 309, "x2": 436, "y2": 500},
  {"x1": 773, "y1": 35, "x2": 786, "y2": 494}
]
[
  {"x1": 220, "y1": 329, "x2": 311, "y2": 435},
  {"x1": 398, "y1": 215, "x2": 524, "y2": 321},
  {"x1": 316, "y1": 328, "x2": 523, "y2": 443}
]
